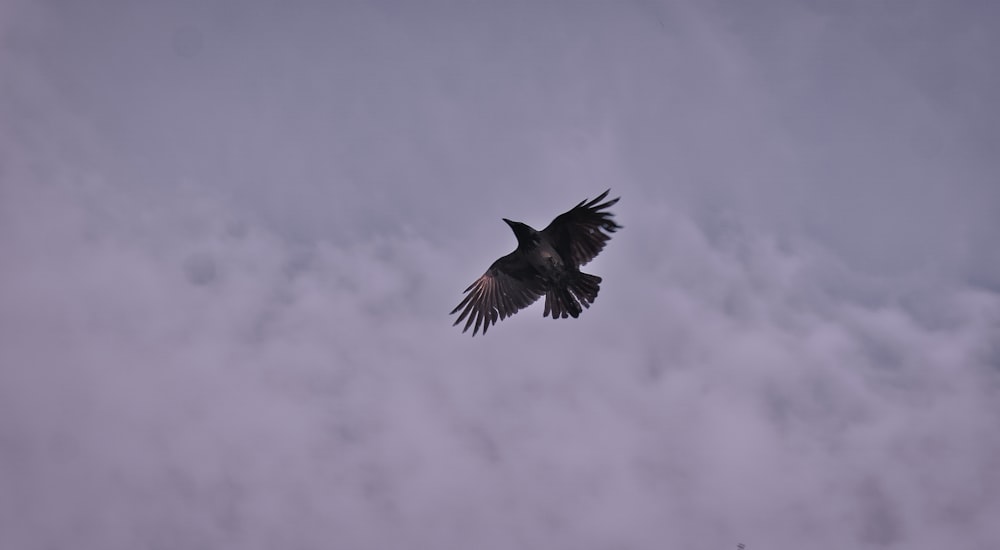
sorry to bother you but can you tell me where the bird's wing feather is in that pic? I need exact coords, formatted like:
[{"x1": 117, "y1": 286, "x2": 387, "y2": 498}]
[
  {"x1": 541, "y1": 189, "x2": 621, "y2": 268},
  {"x1": 450, "y1": 252, "x2": 544, "y2": 336}
]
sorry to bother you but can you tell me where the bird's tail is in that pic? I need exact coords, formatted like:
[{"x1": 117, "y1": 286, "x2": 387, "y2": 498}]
[{"x1": 543, "y1": 272, "x2": 602, "y2": 320}]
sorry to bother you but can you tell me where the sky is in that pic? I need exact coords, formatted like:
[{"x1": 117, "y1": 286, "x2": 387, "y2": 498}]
[{"x1": 1, "y1": 1, "x2": 999, "y2": 549}]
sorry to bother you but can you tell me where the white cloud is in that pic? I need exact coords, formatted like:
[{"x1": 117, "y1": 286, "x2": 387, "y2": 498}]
[{"x1": 2, "y1": 2, "x2": 999, "y2": 549}]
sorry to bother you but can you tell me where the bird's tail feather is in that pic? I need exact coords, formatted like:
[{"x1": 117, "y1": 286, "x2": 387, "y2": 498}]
[{"x1": 543, "y1": 272, "x2": 602, "y2": 320}]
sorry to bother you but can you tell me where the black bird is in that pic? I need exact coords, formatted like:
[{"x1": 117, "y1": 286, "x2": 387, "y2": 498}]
[{"x1": 451, "y1": 190, "x2": 621, "y2": 336}]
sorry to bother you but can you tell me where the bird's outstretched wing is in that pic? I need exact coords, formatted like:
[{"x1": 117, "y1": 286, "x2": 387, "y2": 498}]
[
  {"x1": 541, "y1": 189, "x2": 621, "y2": 268},
  {"x1": 450, "y1": 253, "x2": 544, "y2": 336}
]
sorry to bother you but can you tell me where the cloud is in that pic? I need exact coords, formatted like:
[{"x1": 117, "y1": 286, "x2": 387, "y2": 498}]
[{"x1": 2, "y1": 2, "x2": 999, "y2": 549}]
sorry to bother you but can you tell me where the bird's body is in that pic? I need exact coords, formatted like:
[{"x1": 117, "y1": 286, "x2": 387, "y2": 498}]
[{"x1": 451, "y1": 190, "x2": 621, "y2": 336}]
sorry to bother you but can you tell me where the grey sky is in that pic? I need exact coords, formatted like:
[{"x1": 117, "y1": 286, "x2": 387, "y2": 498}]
[{"x1": 2, "y1": 1, "x2": 999, "y2": 549}]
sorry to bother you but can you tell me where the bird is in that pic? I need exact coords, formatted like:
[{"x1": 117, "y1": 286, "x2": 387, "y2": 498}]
[{"x1": 451, "y1": 189, "x2": 621, "y2": 336}]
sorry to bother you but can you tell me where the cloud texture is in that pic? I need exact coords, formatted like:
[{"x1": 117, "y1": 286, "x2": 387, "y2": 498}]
[{"x1": 2, "y1": 2, "x2": 999, "y2": 549}]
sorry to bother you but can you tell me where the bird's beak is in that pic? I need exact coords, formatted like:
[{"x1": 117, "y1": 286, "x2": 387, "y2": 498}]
[{"x1": 502, "y1": 218, "x2": 514, "y2": 227}]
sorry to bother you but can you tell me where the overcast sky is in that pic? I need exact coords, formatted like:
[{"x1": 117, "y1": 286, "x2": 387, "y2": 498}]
[{"x1": 2, "y1": 1, "x2": 999, "y2": 549}]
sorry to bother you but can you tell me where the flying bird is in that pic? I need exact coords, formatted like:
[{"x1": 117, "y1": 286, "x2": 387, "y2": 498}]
[{"x1": 451, "y1": 189, "x2": 621, "y2": 336}]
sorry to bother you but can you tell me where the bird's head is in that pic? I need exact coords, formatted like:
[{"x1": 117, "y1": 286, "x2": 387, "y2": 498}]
[{"x1": 503, "y1": 218, "x2": 539, "y2": 246}]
